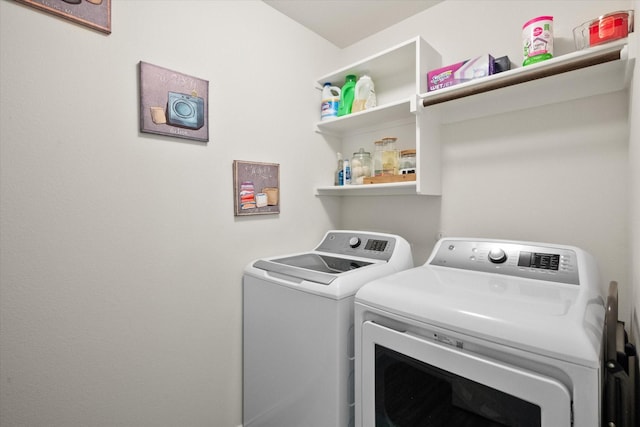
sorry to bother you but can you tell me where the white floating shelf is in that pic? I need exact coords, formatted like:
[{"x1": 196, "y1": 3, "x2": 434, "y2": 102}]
[
  {"x1": 419, "y1": 35, "x2": 635, "y2": 124},
  {"x1": 316, "y1": 37, "x2": 418, "y2": 87},
  {"x1": 315, "y1": 99, "x2": 413, "y2": 137},
  {"x1": 315, "y1": 182, "x2": 417, "y2": 196}
]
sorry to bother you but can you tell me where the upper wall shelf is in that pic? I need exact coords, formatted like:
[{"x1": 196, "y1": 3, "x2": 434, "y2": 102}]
[
  {"x1": 418, "y1": 34, "x2": 636, "y2": 124},
  {"x1": 314, "y1": 36, "x2": 438, "y2": 138},
  {"x1": 316, "y1": 37, "x2": 420, "y2": 92}
]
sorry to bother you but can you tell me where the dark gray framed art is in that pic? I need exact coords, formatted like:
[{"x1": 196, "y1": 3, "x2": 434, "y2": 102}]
[{"x1": 139, "y1": 61, "x2": 209, "y2": 143}]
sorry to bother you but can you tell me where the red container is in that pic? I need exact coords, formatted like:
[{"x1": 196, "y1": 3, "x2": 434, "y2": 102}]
[
  {"x1": 589, "y1": 12, "x2": 630, "y2": 46},
  {"x1": 573, "y1": 10, "x2": 634, "y2": 50}
]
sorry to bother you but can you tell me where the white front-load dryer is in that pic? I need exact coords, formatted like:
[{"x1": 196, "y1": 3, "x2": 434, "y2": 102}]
[
  {"x1": 355, "y1": 238, "x2": 606, "y2": 427},
  {"x1": 243, "y1": 230, "x2": 413, "y2": 427}
]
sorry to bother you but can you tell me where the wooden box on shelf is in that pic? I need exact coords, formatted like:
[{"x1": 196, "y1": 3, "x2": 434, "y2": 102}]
[{"x1": 363, "y1": 174, "x2": 416, "y2": 184}]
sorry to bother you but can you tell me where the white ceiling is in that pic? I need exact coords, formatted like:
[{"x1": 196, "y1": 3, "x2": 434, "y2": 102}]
[{"x1": 263, "y1": 0, "x2": 443, "y2": 48}]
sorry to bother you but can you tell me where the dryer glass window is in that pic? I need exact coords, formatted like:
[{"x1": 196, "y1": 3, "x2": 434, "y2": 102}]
[{"x1": 374, "y1": 345, "x2": 541, "y2": 427}]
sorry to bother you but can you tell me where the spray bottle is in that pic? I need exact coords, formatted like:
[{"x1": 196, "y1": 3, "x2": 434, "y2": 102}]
[
  {"x1": 344, "y1": 158, "x2": 351, "y2": 185},
  {"x1": 335, "y1": 152, "x2": 344, "y2": 186}
]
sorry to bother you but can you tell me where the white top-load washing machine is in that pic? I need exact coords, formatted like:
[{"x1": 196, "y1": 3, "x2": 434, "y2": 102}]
[
  {"x1": 354, "y1": 238, "x2": 606, "y2": 427},
  {"x1": 243, "y1": 230, "x2": 413, "y2": 427}
]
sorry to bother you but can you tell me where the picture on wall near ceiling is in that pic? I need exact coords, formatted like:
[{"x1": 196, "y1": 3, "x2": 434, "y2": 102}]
[
  {"x1": 139, "y1": 61, "x2": 209, "y2": 143},
  {"x1": 233, "y1": 161, "x2": 280, "y2": 216},
  {"x1": 15, "y1": 0, "x2": 111, "y2": 34}
]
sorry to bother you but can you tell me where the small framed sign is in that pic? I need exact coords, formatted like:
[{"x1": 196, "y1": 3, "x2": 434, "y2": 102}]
[
  {"x1": 15, "y1": 0, "x2": 112, "y2": 34},
  {"x1": 139, "y1": 61, "x2": 209, "y2": 143},
  {"x1": 233, "y1": 161, "x2": 280, "y2": 216}
]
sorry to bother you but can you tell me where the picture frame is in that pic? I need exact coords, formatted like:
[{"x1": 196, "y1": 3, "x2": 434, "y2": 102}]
[
  {"x1": 139, "y1": 61, "x2": 209, "y2": 143},
  {"x1": 15, "y1": 0, "x2": 112, "y2": 34},
  {"x1": 233, "y1": 161, "x2": 280, "y2": 216}
]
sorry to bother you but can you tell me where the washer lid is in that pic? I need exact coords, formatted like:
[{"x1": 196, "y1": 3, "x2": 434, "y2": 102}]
[{"x1": 253, "y1": 254, "x2": 372, "y2": 285}]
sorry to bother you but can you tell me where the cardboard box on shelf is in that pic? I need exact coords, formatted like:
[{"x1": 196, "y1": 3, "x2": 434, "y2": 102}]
[{"x1": 427, "y1": 54, "x2": 495, "y2": 92}]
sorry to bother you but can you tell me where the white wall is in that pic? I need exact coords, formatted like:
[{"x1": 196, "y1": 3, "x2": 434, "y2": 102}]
[
  {"x1": 339, "y1": 0, "x2": 636, "y2": 323},
  {"x1": 1, "y1": 1, "x2": 637, "y2": 426},
  {"x1": 0, "y1": 1, "x2": 339, "y2": 426},
  {"x1": 630, "y1": 0, "x2": 640, "y2": 344}
]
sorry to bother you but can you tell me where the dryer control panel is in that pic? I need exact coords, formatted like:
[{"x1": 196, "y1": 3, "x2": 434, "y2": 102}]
[{"x1": 428, "y1": 239, "x2": 580, "y2": 285}]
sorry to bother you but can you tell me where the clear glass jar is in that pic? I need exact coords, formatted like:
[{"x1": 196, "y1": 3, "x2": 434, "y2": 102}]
[
  {"x1": 351, "y1": 148, "x2": 373, "y2": 185},
  {"x1": 399, "y1": 149, "x2": 416, "y2": 174},
  {"x1": 373, "y1": 140, "x2": 384, "y2": 177},
  {"x1": 381, "y1": 137, "x2": 399, "y2": 175}
]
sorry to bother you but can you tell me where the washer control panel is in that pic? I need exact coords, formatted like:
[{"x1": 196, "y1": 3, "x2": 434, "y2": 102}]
[
  {"x1": 315, "y1": 231, "x2": 396, "y2": 261},
  {"x1": 429, "y1": 239, "x2": 579, "y2": 285}
]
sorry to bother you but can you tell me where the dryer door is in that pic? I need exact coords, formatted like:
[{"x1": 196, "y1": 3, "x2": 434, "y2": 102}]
[{"x1": 359, "y1": 321, "x2": 572, "y2": 427}]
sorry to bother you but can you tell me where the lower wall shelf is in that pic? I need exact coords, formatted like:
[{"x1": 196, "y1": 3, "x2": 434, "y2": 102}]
[{"x1": 316, "y1": 182, "x2": 417, "y2": 196}]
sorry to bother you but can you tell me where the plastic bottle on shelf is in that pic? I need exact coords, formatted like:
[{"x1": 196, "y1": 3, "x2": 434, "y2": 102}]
[
  {"x1": 335, "y1": 152, "x2": 344, "y2": 186},
  {"x1": 351, "y1": 75, "x2": 376, "y2": 113},
  {"x1": 321, "y1": 83, "x2": 341, "y2": 120},
  {"x1": 337, "y1": 74, "x2": 357, "y2": 117},
  {"x1": 343, "y1": 158, "x2": 351, "y2": 184}
]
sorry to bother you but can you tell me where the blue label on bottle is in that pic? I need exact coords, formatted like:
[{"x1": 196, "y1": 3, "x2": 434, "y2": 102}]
[{"x1": 321, "y1": 99, "x2": 339, "y2": 119}]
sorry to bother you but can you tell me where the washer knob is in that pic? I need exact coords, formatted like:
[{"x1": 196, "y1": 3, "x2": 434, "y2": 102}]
[
  {"x1": 488, "y1": 248, "x2": 507, "y2": 264},
  {"x1": 349, "y1": 237, "x2": 361, "y2": 248}
]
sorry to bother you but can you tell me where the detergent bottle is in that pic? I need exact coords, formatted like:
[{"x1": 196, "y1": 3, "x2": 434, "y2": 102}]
[
  {"x1": 321, "y1": 83, "x2": 341, "y2": 120},
  {"x1": 337, "y1": 74, "x2": 357, "y2": 117},
  {"x1": 351, "y1": 75, "x2": 376, "y2": 113}
]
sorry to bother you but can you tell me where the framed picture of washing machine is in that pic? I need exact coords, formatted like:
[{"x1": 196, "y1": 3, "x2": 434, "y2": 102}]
[
  {"x1": 14, "y1": 0, "x2": 112, "y2": 34},
  {"x1": 233, "y1": 160, "x2": 280, "y2": 216},
  {"x1": 139, "y1": 61, "x2": 209, "y2": 142}
]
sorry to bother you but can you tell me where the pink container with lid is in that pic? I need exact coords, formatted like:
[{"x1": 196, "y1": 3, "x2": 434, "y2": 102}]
[{"x1": 522, "y1": 16, "x2": 554, "y2": 66}]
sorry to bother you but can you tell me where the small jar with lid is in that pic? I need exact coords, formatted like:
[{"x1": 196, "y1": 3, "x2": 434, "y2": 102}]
[
  {"x1": 399, "y1": 149, "x2": 416, "y2": 174},
  {"x1": 381, "y1": 137, "x2": 399, "y2": 175},
  {"x1": 350, "y1": 148, "x2": 373, "y2": 185}
]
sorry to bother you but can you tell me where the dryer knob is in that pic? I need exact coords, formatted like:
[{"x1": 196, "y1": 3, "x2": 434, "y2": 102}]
[
  {"x1": 488, "y1": 248, "x2": 507, "y2": 264},
  {"x1": 349, "y1": 237, "x2": 361, "y2": 248}
]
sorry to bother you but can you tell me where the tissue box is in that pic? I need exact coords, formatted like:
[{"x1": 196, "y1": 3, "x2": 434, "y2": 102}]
[{"x1": 427, "y1": 55, "x2": 495, "y2": 92}]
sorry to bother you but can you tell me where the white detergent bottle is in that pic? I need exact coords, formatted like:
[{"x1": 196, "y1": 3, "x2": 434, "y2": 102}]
[
  {"x1": 321, "y1": 82, "x2": 341, "y2": 120},
  {"x1": 351, "y1": 75, "x2": 376, "y2": 113}
]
